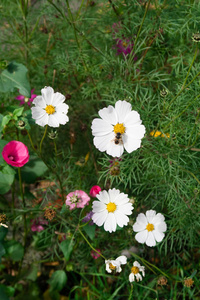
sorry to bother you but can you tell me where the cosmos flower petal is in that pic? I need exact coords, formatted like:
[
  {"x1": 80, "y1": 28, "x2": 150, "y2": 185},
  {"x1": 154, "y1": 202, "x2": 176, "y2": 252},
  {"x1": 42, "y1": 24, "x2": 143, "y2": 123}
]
[
  {"x1": 106, "y1": 142, "x2": 124, "y2": 157},
  {"x1": 92, "y1": 201, "x2": 106, "y2": 212},
  {"x1": 133, "y1": 222, "x2": 146, "y2": 232},
  {"x1": 52, "y1": 92, "x2": 65, "y2": 106},
  {"x1": 94, "y1": 133, "x2": 114, "y2": 152},
  {"x1": 115, "y1": 100, "x2": 132, "y2": 123},
  {"x1": 114, "y1": 210, "x2": 129, "y2": 227},
  {"x1": 48, "y1": 114, "x2": 59, "y2": 127},
  {"x1": 136, "y1": 213, "x2": 148, "y2": 226},
  {"x1": 155, "y1": 222, "x2": 167, "y2": 233},
  {"x1": 35, "y1": 113, "x2": 49, "y2": 127},
  {"x1": 125, "y1": 125, "x2": 146, "y2": 139},
  {"x1": 54, "y1": 112, "x2": 69, "y2": 125},
  {"x1": 41, "y1": 86, "x2": 54, "y2": 105},
  {"x1": 56, "y1": 103, "x2": 69, "y2": 114},
  {"x1": 123, "y1": 136, "x2": 142, "y2": 153},
  {"x1": 153, "y1": 230, "x2": 165, "y2": 242},
  {"x1": 108, "y1": 188, "x2": 120, "y2": 201},
  {"x1": 124, "y1": 110, "x2": 141, "y2": 126},
  {"x1": 92, "y1": 210, "x2": 108, "y2": 226},
  {"x1": 92, "y1": 119, "x2": 113, "y2": 136},
  {"x1": 114, "y1": 193, "x2": 129, "y2": 205},
  {"x1": 96, "y1": 190, "x2": 110, "y2": 204},
  {"x1": 152, "y1": 213, "x2": 165, "y2": 224},
  {"x1": 104, "y1": 213, "x2": 117, "y2": 233},
  {"x1": 32, "y1": 96, "x2": 46, "y2": 108},
  {"x1": 135, "y1": 230, "x2": 148, "y2": 244},
  {"x1": 129, "y1": 273, "x2": 135, "y2": 282},
  {"x1": 146, "y1": 210, "x2": 157, "y2": 223},
  {"x1": 145, "y1": 231, "x2": 156, "y2": 247},
  {"x1": 117, "y1": 203, "x2": 133, "y2": 215},
  {"x1": 31, "y1": 107, "x2": 46, "y2": 119},
  {"x1": 98, "y1": 105, "x2": 118, "y2": 125},
  {"x1": 116, "y1": 255, "x2": 127, "y2": 265}
]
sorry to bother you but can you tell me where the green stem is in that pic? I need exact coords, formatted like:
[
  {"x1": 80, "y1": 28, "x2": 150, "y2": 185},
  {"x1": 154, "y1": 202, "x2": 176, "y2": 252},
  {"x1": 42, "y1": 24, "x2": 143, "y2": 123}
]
[
  {"x1": 128, "y1": 284, "x2": 133, "y2": 300},
  {"x1": 187, "y1": 109, "x2": 200, "y2": 147},
  {"x1": 11, "y1": 181, "x2": 16, "y2": 239},
  {"x1": 40, "y1": 125, "x2": 48, "y2": 155},
  {"x1": 18, "y1": 167, "x2": 27, "y2": 248},
  {"x1": 78, "y1": 228, "x2": 106, "y2": 260},
  {"x1": 182, "y1": 45, "x2": 198, "y2": 89}
]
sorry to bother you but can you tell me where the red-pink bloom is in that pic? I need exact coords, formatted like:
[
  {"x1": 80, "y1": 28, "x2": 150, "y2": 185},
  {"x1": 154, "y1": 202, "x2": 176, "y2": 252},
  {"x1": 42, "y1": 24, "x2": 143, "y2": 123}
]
[
  {"x1": 115, "y1": 38, "x2": 136, "y2": 57},
  {"x1": 89, "y1": 185, "x2": 101, "y2": 198},
  {"x1": 2, "y1": 141, "x2": 29, "y2": 167},
  {"x1": 91, "y1": 249, "x2": 101, "y2": 259},
  {"x1": 16, "y1": 89, "x2": 37, "y2": 106},
  {"x1": 31, "y1": 217, "x2": 48, "y2": 232},
  {"x1": 65, "y1": 190, "x2": 90, "y2": 210}
]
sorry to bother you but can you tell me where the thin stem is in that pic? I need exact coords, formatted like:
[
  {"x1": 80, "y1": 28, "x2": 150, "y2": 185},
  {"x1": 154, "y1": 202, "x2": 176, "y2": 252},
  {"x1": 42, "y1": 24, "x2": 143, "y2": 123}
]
[
  {"x1": 78, "y1": 228, "x2": 106, "y2": 260},
  {"x1": 26, "y1": 130, "x2": 38, "y2": 154},
  {"x1": 40, "y1": 125, "x2": 48, "y2": 155},
  {"x1": 18, "y1": 167, "x2": 27, "y2": 248},
  {"x1": 11, "y1": 181, "x2": 16, "y2": 239},
  {"x1": 128, "y1": 284, "x2": 133, "y2": 300},
  {"x1": 182, "y1": 45, "x2": 198, "y2": 89}
]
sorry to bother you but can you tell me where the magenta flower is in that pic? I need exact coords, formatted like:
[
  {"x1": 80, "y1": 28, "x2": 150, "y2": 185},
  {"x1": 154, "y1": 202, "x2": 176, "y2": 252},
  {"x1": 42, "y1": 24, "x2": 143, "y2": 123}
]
[
  {"x1": 2, "y1": 141, "x2": 29, "y2": 167},
  {"x1": 91, "y1": 249, "x2": 101, "y2": 259},
  {"x1": 115, "y1": 38, "x2": 136, "y2": 57},
  {"x1": 89, "y1": 185, "x2": 101, "y2": 198},
  {"x1": 31, "y1": 217, "x2": 48, "y2": 232},
  {"x1": 65, "y1": 190, "x2": 90, "y2": 210},
  {"x1": 16, "y1": 89, "x2": 37, "y2": 106}
]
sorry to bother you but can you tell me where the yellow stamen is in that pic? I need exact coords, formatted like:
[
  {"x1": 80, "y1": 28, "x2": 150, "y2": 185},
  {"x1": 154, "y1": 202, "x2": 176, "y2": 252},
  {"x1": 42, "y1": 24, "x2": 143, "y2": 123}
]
[
  {"x1": 146, "y1": 223, "x2": 154, "y2": 232},
  {"x1": 122, "y1": 42, "x2": 128, "y2": 47},
  {"x1": 131, "y1": 266, "x2": 139, "y2": 274},
  {"x1": 113, "y1": 123, "x2": 126, "y2": 134},
  {"x1": 109, "y1": 263, "x2": 116, "y2": 270},
  {"x1": 45, "y1": 105, "x2": 55, "y2": 115},
  {"x1": 106, "y1": 202, "x2": 117, "y2": 213}
]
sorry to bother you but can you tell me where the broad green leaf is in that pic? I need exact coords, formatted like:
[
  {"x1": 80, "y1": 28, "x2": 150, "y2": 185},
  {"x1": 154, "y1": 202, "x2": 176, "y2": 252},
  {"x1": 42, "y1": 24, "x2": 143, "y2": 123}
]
[
  {"x1": 0, "y1": 285, "x2": 10, "y2": 300},
  {"x1": 0, "y1": 227, "x2": 8, "y2": 242},
  {"x1": 0, "y1": 62, "x2": 31, "y2": 97},
  {"x1": 83, "y1": 224, "x2": 96, "y2": 240},
  {"x1": 48, "y1": 270, "x2": 67, "y2": 292},
  {"x1": 59, "y1": 239, "x2": 74, "y2": 262},
  {"x1": 0, "y1": 165, "x2": 15, "y2": 194},
  {"x1": 23, "y1": 265, "x2": 38, "y2": 281},
  {"x1": 20, "y1": 156, "x2": 48, "y2": 183},
  {"x1": 1, "y1": 115, "x2": 11, "y2": 128},
  {"x1": 5, "y1": 240, "x2": 24, "y2": 261},
  {"x1": 0, "y1": 140, "x2": 8, "y2": 165},
  {"x1": 13, "y1": 107, "x2": 24, "y2": 117}
]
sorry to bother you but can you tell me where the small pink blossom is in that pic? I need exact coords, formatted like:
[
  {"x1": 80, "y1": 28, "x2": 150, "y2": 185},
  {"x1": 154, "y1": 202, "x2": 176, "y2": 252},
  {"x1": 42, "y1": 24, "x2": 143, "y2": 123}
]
[
  {"x1": 31, "y1": 217, "x2": 48, "y2": 232},
  {"x1": 65, "y1": 190, "x2": 90, "y2": 210},
  {"x1": 16, "y1": 89, "x2": 37, "y2": 106},
  {"x1": 115, "y1": 38, "x2": 137, "y2": 58},
  {"x1": 2, "y1": 141, "x2": 29, "y2": 167},
  {"x1": 89, "y1": 185, "x2": 101, "y2": 198},
  {"x1": 91, "y1": 249, "x2": 101, "y2": 259}
]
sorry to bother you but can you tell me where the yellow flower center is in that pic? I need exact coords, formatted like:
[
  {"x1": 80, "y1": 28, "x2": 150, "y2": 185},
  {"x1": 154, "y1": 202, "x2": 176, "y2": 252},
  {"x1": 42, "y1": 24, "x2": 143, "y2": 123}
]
[
  {"x1": 131, "y1": 266, "x2": 139, "y2": 274},
  {"x1": 109, "y1": 263, "x2": 116, "y2": 270},
  {"x1": 113, "y1": 123, "x2": 126, "y2": 134},
  {"x1": 146, "y1": 223, "x2": 154, "y2": 232},
  {"x1": 45, "y1": 105, "x2": 55, "y2": 115},
  {"x1": 24, "y1": 97, "x2": 29, "y2": 103},
  {"x1": 106, "y1": 202, "x2": 117, "y2": 213},
  {"x1": 122, "y1": 41, "x2": 128, "y2": 47}
]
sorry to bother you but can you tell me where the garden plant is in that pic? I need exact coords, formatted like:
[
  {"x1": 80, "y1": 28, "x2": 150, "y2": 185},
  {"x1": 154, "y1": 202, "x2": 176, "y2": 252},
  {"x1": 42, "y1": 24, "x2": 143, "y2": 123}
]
[{"x1": 0, "y1": 0, "x2": 200, "y2": 299}]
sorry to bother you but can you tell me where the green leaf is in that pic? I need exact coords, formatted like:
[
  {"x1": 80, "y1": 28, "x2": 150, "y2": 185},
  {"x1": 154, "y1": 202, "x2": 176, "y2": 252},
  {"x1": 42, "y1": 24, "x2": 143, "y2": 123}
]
[
  {"x1": 5, "y1": 240, "x2": 24, "y2": 261},
  {"x1": 0, "y1": 227, "x2": 8, "y2": 242},
  {"x1": 23, "y1": 265, "x2": 38, "y2": 281},
  {"x1": 59, "y1": 239, "x2": 74, "y2": 262},
  {"x1": 13, "y1": 107, "x2": 24, "y2": 117},
  {"x1": 83, "y1": 224, "x2": 96, "y2": 240},
  {"x1": 0, "y1": 165, "x2": 15, "y2": 194},
  {"x1": 0, "y1": 140, "x2": 8, "y2": 165},
  {"x1": 0, "y1": 285, "x2": 10, "y2": 300},
  {"x1": 20, "y1": 156, "x2": 48, "y2": 183},
  {"x1": 0, "y1": 243, "x2": 6, "y2": 262},
  {"x1": 0, "y1": 114, "x2": 3, "y2": 134},
  {"x1": 0, "y1": 61, "x2": 31, "y2": 97},
  {"x1": 48, "y1": 270, "x2": 67, "y2": 292},
  {"x1": 1, "y1": 115, "x2": 12, "y2": 128}
]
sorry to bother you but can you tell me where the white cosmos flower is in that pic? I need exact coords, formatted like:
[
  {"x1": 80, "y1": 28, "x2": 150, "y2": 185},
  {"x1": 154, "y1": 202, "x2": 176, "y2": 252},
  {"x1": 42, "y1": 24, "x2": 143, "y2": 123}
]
[
  {"x1": 92, "y1": 188, "x2": 133, "y2": 233},
  {"x1": 91, "y1": 100, "x2": 145, "y2": 157},
  {"x1": 31, "y1": 86, "x2": 69, "y2": 127},
  {"x1": 129, "y1": 261, "x2": 145, "y2": 282},
  {"x1": 105, "y1": 255, "x2": 127, "y2": 273},
  {"x1": 133, "y1": 210, "x2": 167, "y2": 247}
]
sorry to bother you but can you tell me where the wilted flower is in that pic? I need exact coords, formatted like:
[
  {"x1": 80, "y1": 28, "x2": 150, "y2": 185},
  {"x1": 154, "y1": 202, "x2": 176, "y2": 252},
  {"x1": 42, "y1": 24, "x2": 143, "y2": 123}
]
[
  {"x1": 92, "y1": 188, "x2": 133, "y2": 233},
  {"x1": 31, "y1": 86, "x2": 69, "y2": 127},
  {"x1": 160, "y1": 89, "x2": 168, "y2": 97},
  {"x1": 133, "y1": 210, "x2": 167, "y2": 247},
  {"x1": 192, "y1": 32, "x2": 200, "y2": 42},
  {"x1": 44, "y1": 208, "x2": 56, "y2": 220},
  {"x1": 90, "y1": 185, "x2": 101, "y2": 197},
  {"x1": 66, "y1": 190, "x2": 90, "y2": 210},
  {"x1": 184, "y1": 278, "x2": 194, "y2": 288},
  {"x1": 157, "y1": 276, "x2": 168, "y2": 286},
  {"x1": 105, "y1": 255, "x2": 127, "y2": 273},
  {"x1": 91, "y1": 249, "x2": 101, "y2": 259},
  {"x1": 31, "y1": 217, "x2": 48, "y2": 232},
  {"x1": 2, "y1": 141, "x2": 29, "y2": 167},
  {"x1": 129, "y1": 261, "x2": 145, "y2": 282},
  {"x1": 16, "y1": 89, "x2": 37, "y2": 106},
  {"x1": 91, "y1": 100, "x2": 146, "y2": 157}
]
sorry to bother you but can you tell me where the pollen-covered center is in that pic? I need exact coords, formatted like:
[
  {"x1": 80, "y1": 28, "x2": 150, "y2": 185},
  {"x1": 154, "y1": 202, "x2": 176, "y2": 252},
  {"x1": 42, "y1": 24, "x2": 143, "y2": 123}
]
[
  {"x1": 122, "y1": 41, "x2": 128, "y2": 47},
  {"x1": 113, "y1": 123, "x2": 126, "y2": 134},
  {"x1": 45, "y1": 105, "x2": 55, "y2": 115},
  {"x1": 131, "y1": 266, "x2": 139, "y2": 274},
  {"x1": 70, "y1": 195, "x2": 79, "y2": 203},
  {"x1": 146, "y1": 223, "x2": 154, "y2": 232},
  {"x1": 109, "y1": 263, "x2": 116, "y2": 270},
  {"x1": 106, "y1": 202, "x2": 117, "y2": 213}
]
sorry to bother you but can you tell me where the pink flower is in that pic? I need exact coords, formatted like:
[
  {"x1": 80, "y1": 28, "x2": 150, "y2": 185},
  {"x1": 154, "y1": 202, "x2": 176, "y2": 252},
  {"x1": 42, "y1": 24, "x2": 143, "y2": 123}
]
[
  {"x1": 31, "y1": 217, "x2": 48, "y2": 232},
  {"x1": 115, "y1": 38, "x2": 136, "y2": 57},
  {"x1": 16, "y1": 89, "x2": 37, "y2": 106},
  {"x1": 2, "y1": 141, "x2": 29, "y2": 167},
  {"x1": 91, "y1": 249, "x2": 101, "y2": 259},
  {"x1": 89, "y1": 185, "x2": 101, "y2": 198},
  {"x1": 65, "y1": 190, "x2": 90, "y2": 210}
]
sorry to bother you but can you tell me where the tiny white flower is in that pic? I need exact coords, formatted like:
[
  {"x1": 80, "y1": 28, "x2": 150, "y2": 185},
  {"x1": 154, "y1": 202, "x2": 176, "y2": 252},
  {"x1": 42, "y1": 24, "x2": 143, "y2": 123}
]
[
  {"x1": 92, "y1": 188, "x2": 134, "y2": 233},
  {"x1": 91, "y1": 100, "x2": 145, "y2": 157},
  {"x1": 133, "y1": 210, "x2": 167, "y2": 247},
  {"x1": 105, "y1": 255, "x2": 127, "y2": 273},
  {"x1": 31, "y1": 86, "x2": 69, "y2": 127},
  {"x1": 129, "y1": 261, "x2": 145, "y2": 282}
]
